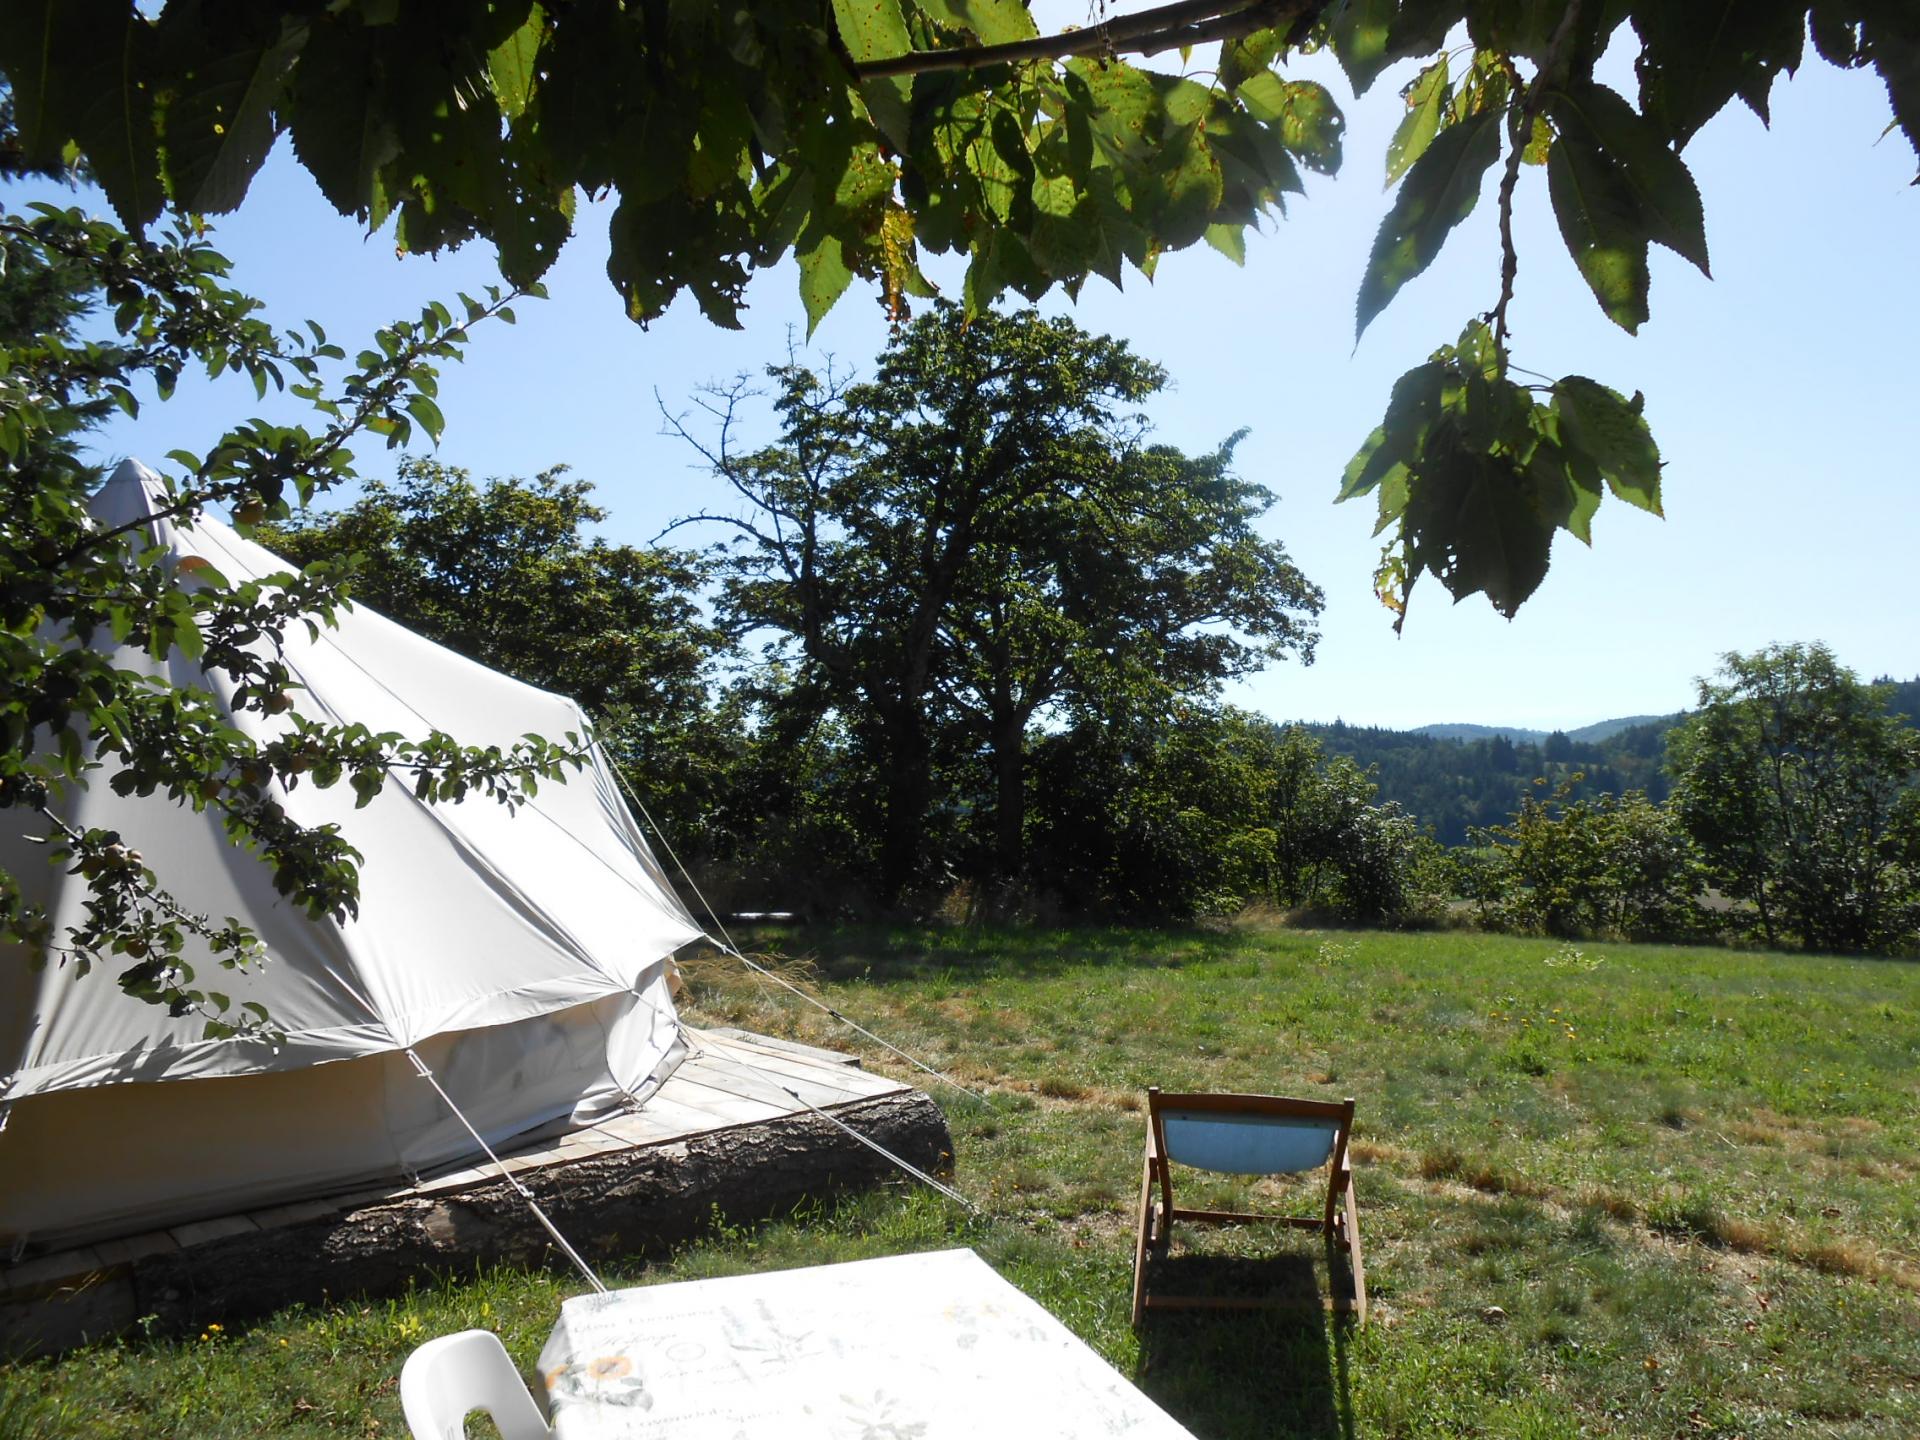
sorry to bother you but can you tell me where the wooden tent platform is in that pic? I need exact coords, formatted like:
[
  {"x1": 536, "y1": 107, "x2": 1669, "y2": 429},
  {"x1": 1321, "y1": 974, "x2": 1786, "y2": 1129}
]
[{"x1": 0, "y1": 1029, "x2": 952, "y2": 1357}]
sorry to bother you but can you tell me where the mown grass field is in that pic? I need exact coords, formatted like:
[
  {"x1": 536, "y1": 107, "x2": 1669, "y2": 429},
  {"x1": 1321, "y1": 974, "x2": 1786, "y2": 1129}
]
[{"x1": 5, "y1": 923, "x2": 1918, "y2": 1438}]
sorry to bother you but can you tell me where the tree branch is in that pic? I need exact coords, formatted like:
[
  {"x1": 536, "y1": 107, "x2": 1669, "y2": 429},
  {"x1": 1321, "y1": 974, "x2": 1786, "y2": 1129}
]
[
  {"x1": 1491, "y1": 0, "x2": 1583, "y2": 352},
  {"x1": 68, "y1": 289, "x2": 523, "y2": 563},
  {"x1": 852, "y1": 0, "x2": 1321, "y2": 78}
]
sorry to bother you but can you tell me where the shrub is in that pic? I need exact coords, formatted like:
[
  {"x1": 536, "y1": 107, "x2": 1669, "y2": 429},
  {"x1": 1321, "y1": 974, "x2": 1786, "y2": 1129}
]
[{"x1": 1470, "y1": 780, "x2": 1711, "y2": 942}]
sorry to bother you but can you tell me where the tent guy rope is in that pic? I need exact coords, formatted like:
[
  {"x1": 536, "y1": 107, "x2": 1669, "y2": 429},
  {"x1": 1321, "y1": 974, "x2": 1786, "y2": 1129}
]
[
  {"x1": 318, "y1": 966, "x2": 616, "y2": 1296},
  {"x1": 609, "y1": 765, "x2": 993, "y2": 1110},
  {"x1": 400, "y1": 1048, "x2": 612, "y2": 1296},
  {"x1": 773, "y1": 1083, "x2": 981, "y2": 1215}
]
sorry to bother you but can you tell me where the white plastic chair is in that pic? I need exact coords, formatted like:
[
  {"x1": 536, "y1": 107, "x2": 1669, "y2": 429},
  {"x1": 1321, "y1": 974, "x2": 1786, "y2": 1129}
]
[{"x1": 400, "y1": 1329, "x2": 552, "y2": 1440}]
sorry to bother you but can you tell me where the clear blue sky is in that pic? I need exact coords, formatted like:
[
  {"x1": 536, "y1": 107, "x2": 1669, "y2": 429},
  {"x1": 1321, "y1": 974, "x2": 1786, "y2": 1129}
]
[{"x1": 20, "y1": 31, "x2": 1919, "y2": 732}]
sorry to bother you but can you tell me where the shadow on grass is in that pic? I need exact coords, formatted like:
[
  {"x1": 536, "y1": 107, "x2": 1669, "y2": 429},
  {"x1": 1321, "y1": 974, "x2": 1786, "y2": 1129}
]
[
  {"x1": 1133, "y1": 1254, "x2": 1354, "y2": 1440},
  {"x1": 738, "y1": 922, "x2": 1265, "y2": 984}
]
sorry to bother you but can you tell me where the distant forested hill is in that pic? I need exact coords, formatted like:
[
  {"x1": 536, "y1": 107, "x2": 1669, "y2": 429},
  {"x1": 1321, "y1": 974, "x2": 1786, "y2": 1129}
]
[
  {"x1": 1301, "y1": 677, "x2": 1918, "y2": 847},
  {"x1": 1303, "y1": 719, "x2": 1677, "y2": 846},
  {"x1": 1876, "y1": 676, "x2": 1920, "y2": 728},
  {"x1": 1413, "y1": 715, "x2": 1670, "y2": 745}
]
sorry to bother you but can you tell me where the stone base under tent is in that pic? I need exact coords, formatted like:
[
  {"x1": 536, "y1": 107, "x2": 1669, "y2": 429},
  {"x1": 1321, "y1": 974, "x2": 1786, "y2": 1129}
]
[{"x1": 0, "y1": 1028, "x2": 953, "y2": 1357}]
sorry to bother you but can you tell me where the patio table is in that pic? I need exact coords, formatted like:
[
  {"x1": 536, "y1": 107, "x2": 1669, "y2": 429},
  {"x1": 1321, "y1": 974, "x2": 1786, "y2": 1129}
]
[{"x1": 536, "y1": 1247, "x2": 1197, "y2": 1438}]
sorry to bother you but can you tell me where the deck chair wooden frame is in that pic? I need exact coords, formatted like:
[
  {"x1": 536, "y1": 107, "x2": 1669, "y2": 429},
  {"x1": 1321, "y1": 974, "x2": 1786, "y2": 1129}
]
[{"x1": 1131, "y1": 1087, "x2": 1366, "y2": 1327}]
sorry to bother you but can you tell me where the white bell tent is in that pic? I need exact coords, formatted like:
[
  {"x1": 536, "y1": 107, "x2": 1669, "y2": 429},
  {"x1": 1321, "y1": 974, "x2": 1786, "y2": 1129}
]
[{"x1": 0, "y1": 461, "x2": 705, "y2": 1247}]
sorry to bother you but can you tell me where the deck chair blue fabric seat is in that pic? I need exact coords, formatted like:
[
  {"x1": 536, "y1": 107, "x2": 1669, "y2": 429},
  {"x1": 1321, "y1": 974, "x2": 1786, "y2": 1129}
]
[{"x1": 1131, "y1": 1088, "x2": 1367, "y2": 1327}]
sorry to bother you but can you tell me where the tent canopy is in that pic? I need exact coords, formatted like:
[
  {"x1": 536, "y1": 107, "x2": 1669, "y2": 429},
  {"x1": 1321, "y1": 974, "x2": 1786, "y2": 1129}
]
[{"x1": 1, "y1": 461, "x2": 704, "y2": 1243}]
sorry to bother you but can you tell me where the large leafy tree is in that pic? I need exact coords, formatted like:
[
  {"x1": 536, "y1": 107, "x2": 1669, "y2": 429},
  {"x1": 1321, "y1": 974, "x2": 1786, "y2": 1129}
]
[
  {"x1": 675, "y1": 305, "x2": 1161, "y2": 899},
  {"x1": 941, "y1": 428, "x2": 1321, "y2": 875},
  {"x1": 1667, "y1": 643, "x2": 1920, "y2": 954},
  {"x1": 267, "y1": 460, "x2": 734, "y2": 845},
  {"x1": 3, "y1": 1, "x2": 1912, "y2": 625},
  {"x1": 672, "y1": 305, "x2": 1320, "y2": 897}
]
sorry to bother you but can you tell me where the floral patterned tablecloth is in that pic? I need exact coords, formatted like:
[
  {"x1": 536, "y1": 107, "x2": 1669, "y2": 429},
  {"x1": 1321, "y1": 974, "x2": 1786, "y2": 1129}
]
[{"x1": 537, "y1": 1247, "x2": 1196, "y2": 1439}]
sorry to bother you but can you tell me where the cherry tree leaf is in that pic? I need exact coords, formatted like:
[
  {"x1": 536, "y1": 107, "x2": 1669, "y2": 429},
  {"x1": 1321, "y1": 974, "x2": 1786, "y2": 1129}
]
[
  {"x1": 1339, "y1": 361, "x2": 1446, "y2": 501},
  {"x1": 0, "y1": 0, "x2": 165, "y2": 230},
  {"x1": 285, "y1": 15, "x2": 400, "y2": 220},
  {"x1": 155, "y1": 10, "x2": 305, "y2": 214},
  {"x1": 1556, "y1": 81, "x2": 1710, "y2": 274},
  {"x1": 1632, "y1": 0, "x2": 1806, "y2": 145},
  {"x1": 1404, "y1": 446, "x2": 1560, "y2": 618},
  {"x1": 918, "y1": 0, "x2": 1037, "y2": 45},
  {"x1": 1553, "y1": 376, "x2": 1664, "y2": 514},
  {"x1": 1546, "y1": 113, "x2": 1649, "y2": 333},
  {"x1": 1324, "y1": 0, "x2": 1400, "y2": 97},
  {"x1": 1386, "y1": 54, "x2": 1450, "y2": 187},
  {"x1": 832, "y1": 0, "x2": 913, "y2": 149},
  {"x1": 1204, "y1": 221, "x2": 1247, "y2": 264},
  {"x1": 1235, "y1": 77, "x2": 1344, "y2": 176},
  {"x1": 1356, "y1": 108, "x2": 1501, "y2": 340},
  {"x1": 488, "y1": 4, "x2": 545, "y2": 120},
  {"x1": 797, "y1": 229, "x2": 854, "y2": 336}
]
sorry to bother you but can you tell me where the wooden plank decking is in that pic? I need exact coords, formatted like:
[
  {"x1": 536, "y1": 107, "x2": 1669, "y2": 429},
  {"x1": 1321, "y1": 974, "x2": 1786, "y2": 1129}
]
[
  {"x1": 405, "y1": 1027, "x2": 899, "y2": 1196},
  {"x1": 0, "y1": 1029, "x2": 951, "y2": 1356}
]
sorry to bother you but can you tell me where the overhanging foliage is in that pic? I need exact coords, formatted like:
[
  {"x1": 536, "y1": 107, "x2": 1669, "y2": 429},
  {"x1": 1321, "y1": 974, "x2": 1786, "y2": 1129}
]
[{"x1": 3, "y1": 1, "x2": 1912, "y2": 623}]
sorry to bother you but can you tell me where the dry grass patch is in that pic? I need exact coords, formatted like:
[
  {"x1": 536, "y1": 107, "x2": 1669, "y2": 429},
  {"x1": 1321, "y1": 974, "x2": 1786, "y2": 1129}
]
[
  {"x1": 1348, "y1": 1138, "x2": 1414, "y2": 1166},
  {"x1": 1706, "y1": 1213, "x2": 1775, "y2": 1255},
  {"x1": 1635, "y1": 1189, "x2": 1920, "y2": 1289},
  {"x1": 1728, "y1": 1118, "x2": 1788, "y2": 1147},
  {"x1": 1460, "y1": 1166, "x2": 1552, "y2": 1199},
  {"x1": 1789, "y1": 1237, "x2": 1920, "y2": 1291},
  {"x1": 1577, "y1": 1184, "x2": 1640, "y2": 1222},
  {"x1": 1731, "y1": 1107, "x2": 1888, "y2": 1159},
  {"x1": 1415, "y1": 1144, "x2": 1549, "y2": 1199}
]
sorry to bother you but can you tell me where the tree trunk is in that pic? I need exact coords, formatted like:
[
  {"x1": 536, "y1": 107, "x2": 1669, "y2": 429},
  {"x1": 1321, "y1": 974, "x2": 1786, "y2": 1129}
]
[
  {"x1": 877, "y1": 702, "x2": 933, "y2": 903},
  {"x1": 991, "y1": 707, "x2": 1025, "y2": 877},
  {"x1": 1753, "y1": 884, "x2": 1779, "y2": 949}
]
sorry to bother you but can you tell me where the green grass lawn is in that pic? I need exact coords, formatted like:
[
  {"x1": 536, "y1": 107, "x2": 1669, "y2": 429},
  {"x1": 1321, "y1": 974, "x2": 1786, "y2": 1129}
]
[{"x1": 6, "y1": 923, "x2": 1918, "y2": 1438}]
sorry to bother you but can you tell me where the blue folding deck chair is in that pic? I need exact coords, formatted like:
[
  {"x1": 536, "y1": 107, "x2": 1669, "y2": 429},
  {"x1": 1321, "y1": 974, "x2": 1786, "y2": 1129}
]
[{"x1": 1131, "y1": 1087, "x2": 1367, "y2": 1327}]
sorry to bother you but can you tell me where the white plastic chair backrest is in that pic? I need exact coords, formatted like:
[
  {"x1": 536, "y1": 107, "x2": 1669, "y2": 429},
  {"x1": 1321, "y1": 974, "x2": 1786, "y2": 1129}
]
[
  {"x1": 400, "y1": 1329, "x2": 552, "y2": 1440},
  {"x1": 1160, "y1": 1110, "x2": 1340, "y2": 1175}
]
